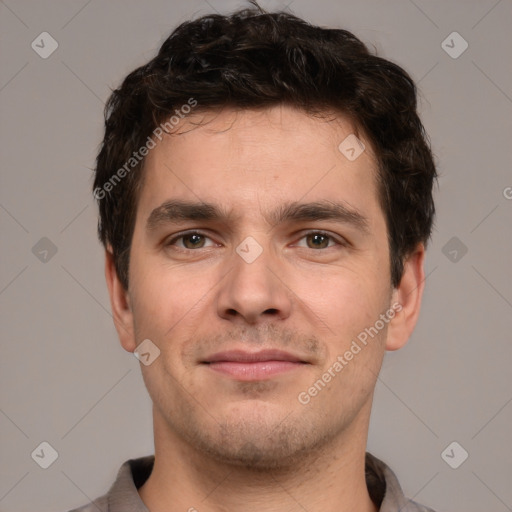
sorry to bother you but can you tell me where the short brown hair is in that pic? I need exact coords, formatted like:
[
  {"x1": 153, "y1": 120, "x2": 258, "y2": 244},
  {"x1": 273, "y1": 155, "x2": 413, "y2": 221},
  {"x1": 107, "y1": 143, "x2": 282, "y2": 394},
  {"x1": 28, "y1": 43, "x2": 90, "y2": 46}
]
[{"x1": 94, "y1": 3, "x2": 437, "y2": 290}]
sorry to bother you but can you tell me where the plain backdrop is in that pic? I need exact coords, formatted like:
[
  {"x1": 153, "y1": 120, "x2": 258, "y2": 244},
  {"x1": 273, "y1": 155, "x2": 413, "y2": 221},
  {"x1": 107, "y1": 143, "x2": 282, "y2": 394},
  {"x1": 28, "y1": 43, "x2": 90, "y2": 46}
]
[{"x1": 1, "y1": 1, "x2": 511, "y2": 511}]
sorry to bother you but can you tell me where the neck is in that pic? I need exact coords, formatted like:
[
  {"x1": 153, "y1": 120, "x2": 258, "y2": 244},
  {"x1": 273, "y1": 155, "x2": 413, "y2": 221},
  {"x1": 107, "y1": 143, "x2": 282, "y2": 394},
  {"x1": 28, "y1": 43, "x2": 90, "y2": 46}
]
[{"x1": 138, "y1": 406, "x2": 378, "y2": 512}]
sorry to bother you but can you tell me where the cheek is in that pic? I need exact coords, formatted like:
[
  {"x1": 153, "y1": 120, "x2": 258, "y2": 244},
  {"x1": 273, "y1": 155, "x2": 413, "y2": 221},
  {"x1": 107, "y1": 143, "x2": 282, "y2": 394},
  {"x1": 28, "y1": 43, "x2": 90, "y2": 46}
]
[
  {"x1": 293, "y1": 266, "x2": 389, "y2": 341},
  {"x1": 129, "y1": 261, "x2": 226, "y2": 385},
  {"x1": 129, "y1": 252, "x2": 210, "y2": 331}
]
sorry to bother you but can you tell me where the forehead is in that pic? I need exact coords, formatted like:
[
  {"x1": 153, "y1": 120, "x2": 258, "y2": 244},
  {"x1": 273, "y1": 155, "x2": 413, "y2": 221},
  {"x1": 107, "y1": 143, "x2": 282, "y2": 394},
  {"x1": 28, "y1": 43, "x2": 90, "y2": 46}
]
[{"x1": 137, "y1": 105, "x2": 382, "y2": 227}]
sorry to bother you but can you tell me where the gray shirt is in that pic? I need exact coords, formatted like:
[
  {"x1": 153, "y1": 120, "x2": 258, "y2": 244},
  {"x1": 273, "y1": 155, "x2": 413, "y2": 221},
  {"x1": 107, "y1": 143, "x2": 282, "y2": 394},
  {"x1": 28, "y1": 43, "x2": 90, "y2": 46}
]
[{"x1": 68, "y1": 453, "x2": 436, "y2": 511}]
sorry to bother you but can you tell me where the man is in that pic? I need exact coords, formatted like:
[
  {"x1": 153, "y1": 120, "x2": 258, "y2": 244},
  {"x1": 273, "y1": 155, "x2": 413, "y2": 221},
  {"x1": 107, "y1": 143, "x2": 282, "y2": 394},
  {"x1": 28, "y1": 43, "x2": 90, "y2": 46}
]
[{"x1": 73, "y1": 2, "x2": 437, "y2": 511}]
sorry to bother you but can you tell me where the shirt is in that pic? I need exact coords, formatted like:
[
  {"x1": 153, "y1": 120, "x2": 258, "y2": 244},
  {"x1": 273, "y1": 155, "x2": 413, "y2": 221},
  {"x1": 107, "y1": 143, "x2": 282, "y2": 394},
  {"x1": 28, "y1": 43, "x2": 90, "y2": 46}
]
[{"x1": 68, "y1": 452, "x2": 436, "y2": 511}]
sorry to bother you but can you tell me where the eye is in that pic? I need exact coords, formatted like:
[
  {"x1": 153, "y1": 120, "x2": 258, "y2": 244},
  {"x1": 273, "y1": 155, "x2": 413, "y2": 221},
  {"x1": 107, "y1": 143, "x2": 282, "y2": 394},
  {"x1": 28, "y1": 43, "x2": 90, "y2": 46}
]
[
  {"x1": 295, "y1": 231, "x2": 344, "y2": 250},
  {"x1": 164, "y1": 230, "x2": 345, "y2": 251},
  {"x1": 165, "y1": 231, "x2": 216, "y2": 250}
]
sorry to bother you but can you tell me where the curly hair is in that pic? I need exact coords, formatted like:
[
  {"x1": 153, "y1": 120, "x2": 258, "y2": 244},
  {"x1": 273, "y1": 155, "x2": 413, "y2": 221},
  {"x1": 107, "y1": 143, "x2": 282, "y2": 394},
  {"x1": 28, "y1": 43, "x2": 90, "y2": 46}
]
[{"x1": 94, "y1": 2, "x2": 437, "y2": 290}]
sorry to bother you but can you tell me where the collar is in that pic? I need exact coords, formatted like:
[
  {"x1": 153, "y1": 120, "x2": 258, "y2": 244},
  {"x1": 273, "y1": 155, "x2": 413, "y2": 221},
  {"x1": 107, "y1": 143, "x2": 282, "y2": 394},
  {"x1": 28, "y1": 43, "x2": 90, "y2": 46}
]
[{"x1": 101, "y1": 452, "x2": 435, "y2": 511}]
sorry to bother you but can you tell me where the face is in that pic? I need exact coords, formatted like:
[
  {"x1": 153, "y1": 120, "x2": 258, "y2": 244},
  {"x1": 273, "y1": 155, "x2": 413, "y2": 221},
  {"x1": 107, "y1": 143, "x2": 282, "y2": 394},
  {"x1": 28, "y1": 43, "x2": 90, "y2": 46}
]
[{"x1": 109, "y1": 105, "x2": 420, "y2": 469}]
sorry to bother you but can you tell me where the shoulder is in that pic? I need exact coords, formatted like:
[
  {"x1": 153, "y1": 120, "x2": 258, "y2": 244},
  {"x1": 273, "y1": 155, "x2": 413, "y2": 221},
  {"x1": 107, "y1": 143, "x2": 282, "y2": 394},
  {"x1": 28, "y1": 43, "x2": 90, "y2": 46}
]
[
  {"x1": 365, "y1": 452, "x2": 438, "y2": 512},
  {"x1": 66, "y1": 494, "x2": 108, "y2": 512},
  {"x1": 64, "y1": 455, "x2": 154, "y2": 512},
  {"x1": 401, "y1": 501, "x2": 438, "y2": 512}
]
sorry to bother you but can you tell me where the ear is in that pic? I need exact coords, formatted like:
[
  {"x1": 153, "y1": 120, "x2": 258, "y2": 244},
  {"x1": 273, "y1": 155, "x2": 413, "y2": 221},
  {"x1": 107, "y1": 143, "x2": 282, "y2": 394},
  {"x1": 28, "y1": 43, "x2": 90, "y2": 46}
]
[
  {"x1": 104, "y1": 245, "x2": 137, "y2": 353},
  {"x1": 385, "y1": 243, "x2": 426, "y2": 351}
]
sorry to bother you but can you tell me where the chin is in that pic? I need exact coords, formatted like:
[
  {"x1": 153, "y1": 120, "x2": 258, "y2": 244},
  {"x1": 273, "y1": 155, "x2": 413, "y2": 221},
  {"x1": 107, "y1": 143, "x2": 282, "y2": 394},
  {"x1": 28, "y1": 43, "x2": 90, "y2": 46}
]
[{"x1": 186, "y1": 413, "x2": 336, "y2": 472}]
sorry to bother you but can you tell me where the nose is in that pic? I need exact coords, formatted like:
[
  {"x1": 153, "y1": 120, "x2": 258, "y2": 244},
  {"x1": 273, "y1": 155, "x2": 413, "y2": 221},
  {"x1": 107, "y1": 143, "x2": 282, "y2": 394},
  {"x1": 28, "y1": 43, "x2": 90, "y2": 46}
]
[{"x1": 216, "y1": 241, "x2": 292, "y2": 326}]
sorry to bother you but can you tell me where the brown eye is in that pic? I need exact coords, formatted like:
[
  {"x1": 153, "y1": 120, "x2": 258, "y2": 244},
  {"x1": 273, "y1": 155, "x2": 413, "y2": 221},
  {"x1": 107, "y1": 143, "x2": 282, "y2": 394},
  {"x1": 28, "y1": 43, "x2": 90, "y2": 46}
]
[
  {"x1": 305, "y1": 232, "x2": 332, "y2": 249},
  {"x1": 166, "y1": 232, "x2": 215, "y2": 250},
  {"x1": 182, "y1": 233, "x2": 206, "y2": 249}
]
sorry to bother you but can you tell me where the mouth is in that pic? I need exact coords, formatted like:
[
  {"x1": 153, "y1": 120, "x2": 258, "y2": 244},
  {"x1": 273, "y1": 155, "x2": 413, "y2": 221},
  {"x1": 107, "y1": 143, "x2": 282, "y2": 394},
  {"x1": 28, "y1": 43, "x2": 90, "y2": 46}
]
[{"x1": 201, "y1": 349, "x2": 311, "y2": 381}]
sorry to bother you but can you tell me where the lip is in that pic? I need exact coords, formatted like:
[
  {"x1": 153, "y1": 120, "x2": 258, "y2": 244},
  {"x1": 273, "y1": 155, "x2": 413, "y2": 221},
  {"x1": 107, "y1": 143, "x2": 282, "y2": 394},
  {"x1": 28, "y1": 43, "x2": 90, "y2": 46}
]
[
  {"x1": 203, "y1": 349, "x2": 305, "y2": 364},
  {"x1": 201, "y1": 349, "x2": 310, "y2": 381}
]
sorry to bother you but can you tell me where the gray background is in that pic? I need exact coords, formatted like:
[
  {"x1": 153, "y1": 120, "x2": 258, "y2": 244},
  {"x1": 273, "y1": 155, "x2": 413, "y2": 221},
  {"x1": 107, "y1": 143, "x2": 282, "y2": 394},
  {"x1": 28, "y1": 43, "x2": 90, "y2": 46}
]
[{"x1": 1, "y1": 0, "x2": 511, "y2": 511}]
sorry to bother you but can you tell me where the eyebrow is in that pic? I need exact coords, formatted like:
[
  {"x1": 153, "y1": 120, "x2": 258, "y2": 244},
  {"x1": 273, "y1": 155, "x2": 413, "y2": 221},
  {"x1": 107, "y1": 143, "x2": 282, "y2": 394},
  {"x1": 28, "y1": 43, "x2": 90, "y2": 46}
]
[{"x1": 146, "y1": 199, "x2": 370, "y2": 234}]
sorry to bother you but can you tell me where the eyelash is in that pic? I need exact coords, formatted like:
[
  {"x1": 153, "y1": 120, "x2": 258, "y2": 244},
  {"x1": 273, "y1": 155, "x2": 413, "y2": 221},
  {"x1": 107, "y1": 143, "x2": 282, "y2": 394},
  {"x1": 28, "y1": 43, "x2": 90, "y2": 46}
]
[{"x1": 165, "y1": 230, "x2": 346, "y2": 251}]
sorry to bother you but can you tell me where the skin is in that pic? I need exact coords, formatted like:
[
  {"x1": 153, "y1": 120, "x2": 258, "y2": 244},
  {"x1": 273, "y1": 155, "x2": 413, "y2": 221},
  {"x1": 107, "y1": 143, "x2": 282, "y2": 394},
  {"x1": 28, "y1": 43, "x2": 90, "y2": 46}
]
[{"x1": 105, "y1": 105, "x2": 425, "y2": 512}]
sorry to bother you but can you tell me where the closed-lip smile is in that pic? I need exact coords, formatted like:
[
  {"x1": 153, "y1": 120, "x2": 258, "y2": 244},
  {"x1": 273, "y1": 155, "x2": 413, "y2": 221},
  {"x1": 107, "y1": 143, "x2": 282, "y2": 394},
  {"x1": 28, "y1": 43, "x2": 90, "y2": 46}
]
[{"x1": 201, "y1": 349, "x2": 310, "y2": 380}]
